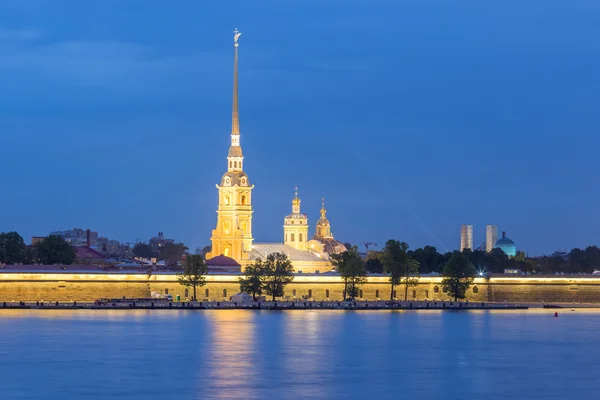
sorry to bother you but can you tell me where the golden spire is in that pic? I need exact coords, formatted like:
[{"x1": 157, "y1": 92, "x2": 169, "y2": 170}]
[{"x1": 231, "y1": 28, "x2": 241, "y2": 137}]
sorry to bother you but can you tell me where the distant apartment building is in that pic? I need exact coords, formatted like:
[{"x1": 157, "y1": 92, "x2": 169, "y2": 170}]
[
  {"x1": 45, "y1": 227, "x2": 130, "y2": 257},
  {"x1": 486, "y1": 225, "x2": 498, "y2": 253},
  {"x1": 460, "y1": 224, "x2": 473, "y2": 251},
  {"x1": 50, "y1": 228, "x2": 99, "y2": 247},
  {"x1": 149, "y1": 232, "x2": 175, "y2": 248}
]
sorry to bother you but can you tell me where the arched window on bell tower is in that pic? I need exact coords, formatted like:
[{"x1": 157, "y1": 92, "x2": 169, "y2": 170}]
[{"x1": 291, "y1": 233, "x2": 295, "y2": 242}]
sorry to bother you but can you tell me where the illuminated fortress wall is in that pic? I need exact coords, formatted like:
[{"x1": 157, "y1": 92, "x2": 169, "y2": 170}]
[{"x1": 0, "y1": 273, "x2": 599, "y2": 303}]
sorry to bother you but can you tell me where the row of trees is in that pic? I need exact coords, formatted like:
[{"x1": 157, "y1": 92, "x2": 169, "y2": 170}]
[
  {"x1": 362, "y1": 244, "x2": 600, "y2": 275},
  {"x1": 333, "y1": 241, "x2": 475, "y2": 301},
  {"x1": 0, "y1": 232, "x2": 76, "y2": 265},
  {"x1": 177, "y1": 252, "x2": 295, "y2": 301},
  {"x1": 177, "y1": 244, "x2": 476, "y2": 302}
]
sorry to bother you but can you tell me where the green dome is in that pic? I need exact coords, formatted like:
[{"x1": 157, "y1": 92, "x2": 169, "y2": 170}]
[{"x1": 495, "y1": 232, "x2": 516, "y2": 257}]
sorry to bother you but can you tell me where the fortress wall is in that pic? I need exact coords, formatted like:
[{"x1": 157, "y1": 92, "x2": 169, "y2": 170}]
[
  {"x1": 0, "y1": 273, "x2": 598, "y2": 302},
  {"x1": 488, "y1": 278, "x2": 600, "y2": 303},
  {"x1": 0, "y1": 281, "x2": 150, "y2": 302}
]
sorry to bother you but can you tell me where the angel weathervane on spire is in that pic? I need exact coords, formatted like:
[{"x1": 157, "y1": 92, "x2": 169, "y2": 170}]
[{"x1": 234, "y1": 28, "x2": 242, "y2": 47}]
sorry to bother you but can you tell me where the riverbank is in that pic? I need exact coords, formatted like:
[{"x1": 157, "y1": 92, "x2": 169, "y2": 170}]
[{"x1": 0, "y1": 299, "x2": 543, "y2": 311}]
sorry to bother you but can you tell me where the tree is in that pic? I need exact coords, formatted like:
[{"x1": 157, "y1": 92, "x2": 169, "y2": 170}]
[
  {"x1": 401, "y1": 258, "x2": 420, "y2": 301},
  {"x1": 132, "y1": 243, "x2": 156, "y2": 259},
  {"x1": 239, "y1": 261, "x2": 264, "y2": 301},
  {"x1": 333, "y1": 247, "x2": 366, "y2": 300},
  {"x1": 365, "y1": 251, "x2": 384, "y2": 273},
  {"x1": 177, "y1": 254, "x2": 207, "y2": 301},
  {"x1": 261, "y1": 252, "x2": 294, "y2": 301},
  {"x1": 0, "y1": 232, "x2": 31, "y2": 264},
  {"x1": 34, "y1": 235, "x2": 76, "y2": 265},
  {"x1": 515, "y1": 250, "x2": 526, "y2": 262},
  {"x1": 380, "y1": 240, "x2": 420, "y2": 301},
  {"x1": 442, "y1": 252, "x2": 476, "y2": 301},
  {"x1": 345, "y1": 252, "x2": 367, "y2": 299},
  {"x1": 409, "y1": 245, "x2": 446, "y2": 274},
  {"x1": 158, "y1": 242, "x2": 189, "y2": 268},
  {"x1": 200, "y1": 245, "x2": 212, "y2": 258}
]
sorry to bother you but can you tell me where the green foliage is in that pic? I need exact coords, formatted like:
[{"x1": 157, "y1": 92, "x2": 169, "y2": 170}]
[
  {"x1": 239, "y1": 261, "x2": 264, "y2": 301},
  {"x1": 177, "y1": 254, "x2": 207, "y2": 300},
  {"x1": 200, "y1": 245, "x2": 212, "y2": 258},
  {"x1": 132, "y1": 243, "x2": 156, "y2": 259},
  {"x1": 332, "y1": 246, "x2": 366, "y2": 300},
  {"x1": 408, "y1": 245, "x2": 448, "y2": 274},
  {"x1": 35, "y1": 235, "x2": 76, "y2": 265},
  {"x1": 158, "y1": 242, "x2": 189, "y2": 268},
  {"x1": 261, "y1": 252, "x2": 295, "y2": 301},
  {"x1": 442, "y1": 252, "x2": 476, "y2": 301},
  {"x1": 380, "y1": 240, "x2": 420, "y2": 300},
  {"x1": 365, "y1": 251, "x2": 384, "y2": 273},
  {"x1": 0, "y1": 232, "x2": 31, "y2": 264}
]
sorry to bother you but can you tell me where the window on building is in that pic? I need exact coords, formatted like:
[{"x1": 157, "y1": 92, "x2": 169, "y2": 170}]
[
  {"x1": 393, "y1": 290, "x2": 397, "y2": 299},
  {"x1": 412, "y1": 290, "x2": 416, "y2": 299},
  {"x1": 442, "y1": 287, "x2": 447, "y2": 294},
  {"x1": 285, "y1": 233, "x2": 288, "y2": 242},
  {"x1": 241, "y1": 195, "x2": 246, "y2": 205},
  {"x1": 234, "y1": 161, "x2": 237, "y2": 168},
  {"x1": 473, "y1": 286, "x2": 479, "y2": 294},
  {"x1": 375, "y1": 289, "x2": 380, "y2": 298},
  {"x1": 291, "y1": 233, "x2": 295, "y2": 242},
  {"x1": 425, "y1": 290, "x2": 429, "y2": 298},
  {"x1": 299, "y1": 233, "x2": 303, "y2": 242},
  {"x1": 225, "y1": 195, "x2": 230, "y2": 205},
  {"x1": 359, "y1": 289, "x2": 363, "y2": 298},
  {"x1": 325, "y1": 289, "x2": 330, "y2": 298},
  {"x1": 308, "y1": 289, "x2": 313, "y2": 298},
  {"x1": 292, "y1": 289, "x2": 297, "y2": 297},
  {"x1": 184, "y1": 289, "x2": 189, "y2": 298},
  {"x1": 165, "y1": 288, "x2": 169, "y2": 295},
  {"x1": 434, "y1": 286, "x2": 439, "y2": 294},
  {"x1": 205, "y1": 288, "x2": 209, "y2": 298},
  {"x1": 223, "y1": 289, "x2": 227, "y2": 298}
]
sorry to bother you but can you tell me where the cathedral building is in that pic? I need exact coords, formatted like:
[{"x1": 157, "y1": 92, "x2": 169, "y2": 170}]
[
  {"x1": 206, "y1": 31, "x2": 345, "y2": 273},
  {"x1": 307, "y1": 199, "x2": 347, "y2": 260}
]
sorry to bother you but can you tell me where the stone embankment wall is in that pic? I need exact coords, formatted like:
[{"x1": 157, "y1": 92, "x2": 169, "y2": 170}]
[{"x1": 0, "y1": 273, "x2": 599, "y2": 303}]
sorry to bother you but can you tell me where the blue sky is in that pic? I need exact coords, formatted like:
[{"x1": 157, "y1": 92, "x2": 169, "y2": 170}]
[{"x1": 1, "y1": 0, "x2": 599, "y2": 255}]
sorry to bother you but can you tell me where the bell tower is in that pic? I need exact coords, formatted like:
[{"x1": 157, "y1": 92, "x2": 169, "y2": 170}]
[
  {"x1": 206, "y1": 29, "x2": 254, "y2": 261},
  {"x1": 314, "y1": 198, "x2": 332, "y2": 239},
  {"x1": 283, "y1": 187, "x2": 309, "y2": 251}
]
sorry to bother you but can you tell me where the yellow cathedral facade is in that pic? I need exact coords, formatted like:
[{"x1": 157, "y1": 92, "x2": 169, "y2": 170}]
[{"x1": 206, "y1": 30, "x2": 346, "y2": 273}]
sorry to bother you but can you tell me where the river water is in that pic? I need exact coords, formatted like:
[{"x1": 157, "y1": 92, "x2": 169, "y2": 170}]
[{"x1": 0, "y1": 309, "x2": 597, "y2": 399}]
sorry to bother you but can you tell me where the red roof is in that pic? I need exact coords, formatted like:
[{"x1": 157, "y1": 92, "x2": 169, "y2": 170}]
[
  {"x1": 206, "y1": 255, "x2": 241, "y2": 267},
  {"x1": 75, "y1": 246, "x2": 105, "y2": 260}
]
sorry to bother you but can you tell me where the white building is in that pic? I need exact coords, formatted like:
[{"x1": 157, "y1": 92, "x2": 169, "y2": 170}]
[
  {"x1": 460, "y1": 224, "x2": 473, "y2": 251},
  {"x1": 486, "y1": 225, "x2": 498, "y2": 253}
]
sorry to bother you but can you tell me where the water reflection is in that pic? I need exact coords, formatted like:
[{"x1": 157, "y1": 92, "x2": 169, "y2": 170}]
[
  {"x1": 202, "y1": 310, "x2": 259, "y2": 399},
  {"x1": 0, "y1": 309, "x2": 599, "y2": 400}
]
